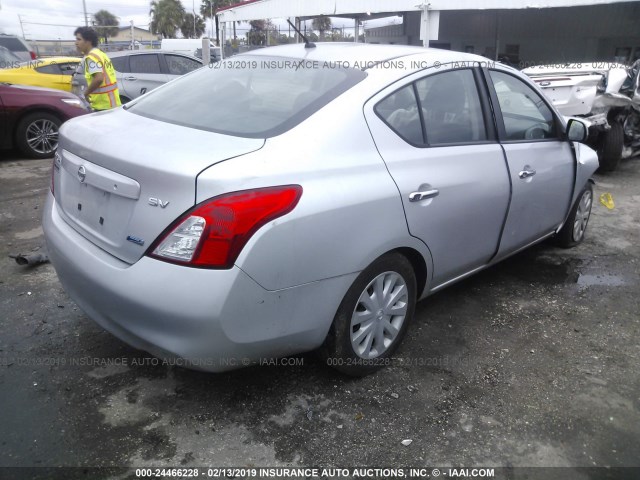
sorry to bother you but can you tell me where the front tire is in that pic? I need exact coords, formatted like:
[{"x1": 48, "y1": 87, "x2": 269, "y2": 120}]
[
  {"x1": 555, "y1": 184, "x2": 593, "y2": 248},
  {"x1": 15, "y1": 112, "x2": 61, "y2": 159},
  {"x1": 322, "y1": 252, "x2": 417, "y2": 376}
]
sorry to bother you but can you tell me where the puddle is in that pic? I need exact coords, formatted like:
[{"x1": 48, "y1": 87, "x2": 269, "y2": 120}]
[{"x1": 577, "y1": 274, "x2": 627, "y2": 289}]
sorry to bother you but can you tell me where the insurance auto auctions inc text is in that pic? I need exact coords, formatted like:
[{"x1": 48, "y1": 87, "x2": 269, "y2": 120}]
[{"x1": 162, "y1": 467, "x2": 496, "y2": 478}]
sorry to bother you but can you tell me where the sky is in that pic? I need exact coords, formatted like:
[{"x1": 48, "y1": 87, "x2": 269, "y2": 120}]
[{"x1": 0, "y1": 0, "x2": 398, "y2": 41}]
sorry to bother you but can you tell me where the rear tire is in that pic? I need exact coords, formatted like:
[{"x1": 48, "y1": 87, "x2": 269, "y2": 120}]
[
  {"x1": 15, "y1": 112, "x2": 61, "y2": 159},
  {"x1": 555, "y1": 184, "x2": 593, "y2": 248},
  {"x1": 597, "y1": 121, "x2": 623, "y2": 172},
  {"x1": 321, "y1": 252, "x2": 417, "y2": 376}
]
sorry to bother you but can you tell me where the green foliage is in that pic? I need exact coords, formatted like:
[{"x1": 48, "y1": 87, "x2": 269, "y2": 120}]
[
  {"x1": 311, "y1": 16, "x2": 332, "y2": 39},
  {"x1": 93, "y1": 9, "x2": 119, "y2": 43},
  {"x1": 200, "y1": 0, "x2": 234, "y2": 19},
  {"x1": 150, "y1": 0, "x2": 186, "y2": 39},
  {"x1": 181, "y1": 13, "x2": 206, "y2": 38}
]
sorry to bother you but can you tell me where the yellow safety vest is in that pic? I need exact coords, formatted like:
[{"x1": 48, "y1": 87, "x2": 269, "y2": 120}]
[{"x1": 84, "y1": 48, "x2": 121, "y2": 110}]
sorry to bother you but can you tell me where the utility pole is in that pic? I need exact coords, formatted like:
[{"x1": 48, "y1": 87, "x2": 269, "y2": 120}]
[
  {"x1": 82, "y1": 0, "x2": 88, "y2": 26},
  {"x1": 210, "y1": 1, "x2": 214, "y2": 40},
  {"x1": 130, "y1": 20, "x2": 134, "y2": 50},
  {"x1": 17, "y1": 14, "x2": 26, "y2": 38},
  {"x1": 192, "y1": 0, "x2": 196, "y2": 38}
]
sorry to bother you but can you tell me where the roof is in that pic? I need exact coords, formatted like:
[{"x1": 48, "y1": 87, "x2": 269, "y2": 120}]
[{"x1": 237, "y1": 42, "x2": 485, "y2": 70}]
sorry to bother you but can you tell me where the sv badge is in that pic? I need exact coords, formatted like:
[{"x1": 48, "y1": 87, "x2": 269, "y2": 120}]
[{"x1": 148, "y1": 197, "x2": 170, "y2": 208}]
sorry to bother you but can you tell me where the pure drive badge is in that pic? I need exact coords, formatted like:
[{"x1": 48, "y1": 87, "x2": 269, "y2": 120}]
[{"x1": 126, "y1": 235, "x2": 145, "y2": 246}]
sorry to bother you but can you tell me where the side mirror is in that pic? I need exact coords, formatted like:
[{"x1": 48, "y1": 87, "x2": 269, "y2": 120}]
[{"x1": 566, "y1": 118, "x2": 588, "y2": 143}]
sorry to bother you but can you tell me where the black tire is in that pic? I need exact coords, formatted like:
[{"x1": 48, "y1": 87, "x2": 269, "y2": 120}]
[
  {"x1": 15, "y1": 112, "x2": 61, "y2": 159},
  {"x1": 555, "y1": 183, "x2": 594, "y2": 248},
  {"x1": 597, "y1": 121, "x2": 623, "y2": 172},
  {"x1": 321, "y1": 252, "x2": 417, "y2": 376}
]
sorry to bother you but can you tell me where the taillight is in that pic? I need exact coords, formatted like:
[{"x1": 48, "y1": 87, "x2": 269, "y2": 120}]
[
  {"x1": 148, "y1": 185, "x2": 302, "y2": 269},
  {"x1": 30, "y1": 51, "x2": 37, "y2": 60}
]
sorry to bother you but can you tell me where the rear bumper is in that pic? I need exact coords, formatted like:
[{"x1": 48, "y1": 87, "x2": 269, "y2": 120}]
[{"x1": 43, "y1": 192, "x2": 356, "y2": 371}]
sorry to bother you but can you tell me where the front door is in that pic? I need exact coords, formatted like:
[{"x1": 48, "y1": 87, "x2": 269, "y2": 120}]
[{"x1": 486, "y1": 69, "x2": 575, "y2": 259}]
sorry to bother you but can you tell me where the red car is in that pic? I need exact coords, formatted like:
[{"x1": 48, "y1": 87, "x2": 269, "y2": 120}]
[{"x1": 0, "y1": 83, "x2": 90, "y2": 159}]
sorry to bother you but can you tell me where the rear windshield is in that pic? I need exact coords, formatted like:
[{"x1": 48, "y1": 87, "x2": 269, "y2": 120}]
[
  {"x1": 127, "y1": 55, "x2": 367, "y2": 138},
  {"x1": 0, "y1": 38, "x2": 28, "y2": 51}
]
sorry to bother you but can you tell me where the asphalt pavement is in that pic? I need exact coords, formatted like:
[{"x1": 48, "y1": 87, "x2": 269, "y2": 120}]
[{"x1": 0, "y1": 151, "x2": 639, "y2": 480}]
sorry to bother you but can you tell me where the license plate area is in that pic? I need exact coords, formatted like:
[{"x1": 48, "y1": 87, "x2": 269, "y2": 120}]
[{"x1": 58, "y1": 150, "x2": 140, "y2": 248}]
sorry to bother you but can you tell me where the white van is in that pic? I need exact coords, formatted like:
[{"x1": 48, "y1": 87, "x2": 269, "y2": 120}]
[{"x1": 160, "y1": 38, "x2": 215, "y2": 56}]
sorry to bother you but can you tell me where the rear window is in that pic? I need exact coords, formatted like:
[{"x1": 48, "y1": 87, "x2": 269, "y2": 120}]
[
  {"x1": 128, "y1": 55, "x2": 367, "y2": 138},
  {"x1": 0, "y1": 37, "x2": 27, "y2": 51}
]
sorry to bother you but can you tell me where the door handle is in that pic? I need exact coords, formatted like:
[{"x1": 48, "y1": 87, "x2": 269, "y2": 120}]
[
  {"x1": 519, "y1": 168, "x2": 537, "y2": 179},
  {"x1": 409, "y1": 189, "x2": 439, "y2": 202},
  {"x1": 124, "y1": 76, "x2": 137, "y2": 81}
]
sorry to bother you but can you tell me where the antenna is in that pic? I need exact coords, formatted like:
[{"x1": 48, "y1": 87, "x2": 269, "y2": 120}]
[{"x1": 286, "y1": 19, "x2": 315, "y2": 49}]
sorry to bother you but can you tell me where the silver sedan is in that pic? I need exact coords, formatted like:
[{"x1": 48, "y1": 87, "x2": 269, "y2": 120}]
[{"x1": 43, "y1": 43, "x2": 598, "y2": 375}]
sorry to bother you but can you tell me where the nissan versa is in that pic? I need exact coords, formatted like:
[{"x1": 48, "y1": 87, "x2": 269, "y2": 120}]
[{"x1": 43, "y1": 44, "x2": 598, "y2": 375}]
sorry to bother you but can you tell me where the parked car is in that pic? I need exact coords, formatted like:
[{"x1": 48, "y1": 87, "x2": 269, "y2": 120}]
[
  {"x1": 0, "y1": 57, "x2": 81, "y2": 92},
  {"x1": 0, "y1": 34, "x2": 37, "y2": 62},
  {"x1": 193, "y1": 46, "x2": 222, "y2": 63},
  {"x1": 0, "y1": 83, "x2": 89, "y2": 158},
  {"x1": 43, "y1": 44, "x2": 598, "y2": 375},
  {"x1": 523, "y1": 61, "x2": 640, "y2": 171},
  {"x1": 160, "y1": 38, "x2": 216, "y2": 57},
  {"x1": 72, "y1": 50, "x2": 203, "y2": 103},
  {"x1": 0, "y1": 45, "x2": 21, "y2": 68}
]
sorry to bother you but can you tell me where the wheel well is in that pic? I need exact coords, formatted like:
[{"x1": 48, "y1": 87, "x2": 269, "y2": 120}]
[
  {"x1": 12, "y1": 108, "x2": 62, "y2": 142},
  {"x1": 393, "y1": 247, "x2": 428, "y2": 298}
]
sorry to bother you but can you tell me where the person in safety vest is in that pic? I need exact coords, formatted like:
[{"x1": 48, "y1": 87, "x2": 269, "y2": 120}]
[{"x1": 74, "y1": 27, "x2": 121, "y2": 111}]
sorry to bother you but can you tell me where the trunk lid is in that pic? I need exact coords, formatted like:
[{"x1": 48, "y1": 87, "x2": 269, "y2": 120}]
[
  {"x1": 529, "y1": 73, "x2": 602, "y2": 116},
  {"x1": 54, "y1": 108, "x2": 264, "y2": 264}
]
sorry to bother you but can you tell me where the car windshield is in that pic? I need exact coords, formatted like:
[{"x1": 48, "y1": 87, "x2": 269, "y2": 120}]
[{"x1": 127, "y1": 55, "x2": 367, "y2": 138}]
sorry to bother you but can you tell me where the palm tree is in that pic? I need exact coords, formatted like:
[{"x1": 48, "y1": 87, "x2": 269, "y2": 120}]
[
  {"x1": 181, "y1": 13, "x2": 206, "y2": 39},
  {"x1": 93, "y1": 10, "x2": 119, "y2": 45},
  {"x1": 150, "y1": 0, "x2": 186, "y2": 39},
  {"x1": 312, "y1": 16, "x2": 332, "y2": 41},
  {"x1": 200, "y1": 0, "x2": 234, "y2": 43}
]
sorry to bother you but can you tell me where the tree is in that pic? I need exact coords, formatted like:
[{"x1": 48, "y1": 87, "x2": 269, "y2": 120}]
[
  {"x1": 247, "y1": 19, "x2": 274, "y2": 46},
  {"x1": 312, "y1": 16, "x2": 332, "y2": 40},
  {"x1": 200, "y1": 0, "x2": 234, "y2": 43},
  {"x1": 93, "y1": 9, "x2": 119, "y2": 45},
  {"x1": 181, "y1": 13, "x2": 206, "y2": 38},
  {"x1": 150, "y1": 0, "x2": 186, "y2": 39}
]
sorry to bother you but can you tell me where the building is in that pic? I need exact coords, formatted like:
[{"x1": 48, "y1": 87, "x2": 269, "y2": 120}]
[{"x1": 216, "y1": 0, "x2": 640, "y2": 64}]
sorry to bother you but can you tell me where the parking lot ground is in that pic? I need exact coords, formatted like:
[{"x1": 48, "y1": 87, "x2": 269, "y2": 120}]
[{"x1": 0, "y1": 152, "x2": 639, "y2": 479}]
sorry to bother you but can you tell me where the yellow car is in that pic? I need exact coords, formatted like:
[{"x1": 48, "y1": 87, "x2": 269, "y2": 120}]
[{"x1": 0, "y1": 57, "x2": 81, "y2": 92}]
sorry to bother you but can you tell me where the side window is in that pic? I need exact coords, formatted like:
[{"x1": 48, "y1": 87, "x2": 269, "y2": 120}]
[
  {"x1": 415, "y1": 69, "x2": 487, "y2": 145},
  {"x1": 489, "y1": 70, "x2": 557, "y2": 140},
  {"x1": 35, "y1": 64, "x2": 61, "y2": 74},
  {"x1": 374, "y1": 85, "x2": 423, "y2": 145},
  {"x1": 59, "y1": 63, "x2": 78, "y2": 76},
  {"x1": 110, "y1": 56, "x2": 129, "y2": 73},
  {"x1": 129, "y1": 54, "x2": 161, "y2": 74},
  {"x1": 164, "y1": 54, "x2": 201, "y2": 75}
]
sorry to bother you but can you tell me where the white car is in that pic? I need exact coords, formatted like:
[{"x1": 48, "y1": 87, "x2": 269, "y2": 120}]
[{"x1": 523, "y1": 61, "x2": 640, "y2": 171}]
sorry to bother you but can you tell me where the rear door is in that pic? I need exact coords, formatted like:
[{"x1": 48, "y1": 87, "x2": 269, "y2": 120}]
[
  {"x1": 365, "y1": 67, "x2": 511, "y2": 287},
  {"x1": 123, "y1": 54, "x2": 169, "y2": 99},
  {"x1": 486, "y1": 68, "x2": 575, "y2": 259}
]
